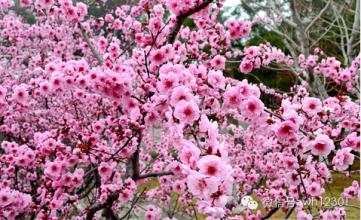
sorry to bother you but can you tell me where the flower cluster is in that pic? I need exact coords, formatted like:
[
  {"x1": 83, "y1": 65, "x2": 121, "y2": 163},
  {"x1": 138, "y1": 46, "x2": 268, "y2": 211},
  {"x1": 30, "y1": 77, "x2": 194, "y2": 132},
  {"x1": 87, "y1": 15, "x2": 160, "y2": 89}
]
[
  {"x1": 226, "y1": 19, "x2": 252, "y2": 40},
  {"x1": 239, "y1": 44, "x2": 292, "y2": 74},
  {"x1": 341, "y1": 181, "x2": 359, "y2": 200},
  {"x1": 298, "y1": 52, "x2": 361, "y2": 92},
  {"x1": 0, "y1": 188, "x2": 32, "y2": 219}
]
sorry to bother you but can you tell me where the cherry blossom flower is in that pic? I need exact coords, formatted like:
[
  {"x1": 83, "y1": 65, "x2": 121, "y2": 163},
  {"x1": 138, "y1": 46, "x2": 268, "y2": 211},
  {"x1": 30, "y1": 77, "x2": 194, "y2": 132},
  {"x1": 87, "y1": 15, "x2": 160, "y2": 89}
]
[
  {"x1": 197, "y1": 155, "x2": 227, "y2": 178},
  {"x1": 211, "y1": 55, "x2": 226, "y2": 70},
  {"x1": 341, "y1": 181, "x2": 359, "y2": 199},
  {"x1": 310, "y1": 134, "x2": 335, "y2": 156},
  {"x1": 332, "y1": 147, "x2": 355, "y2": 171},
  {"x1": 302, "y1": 97, "x2": 322, "y2": 116},
  {"x1": 187, "y1": 172, "x2": 220, "y2": 198},
  {"x1": 44, "y1": 161, "x2": 63, "y2": 180},
  {"x1": 223, "y1": 86, "x2": 242, "y2": 109},
  {"x1": 341, "y1": 132, "x2": 360, "y2": 151},
  {"x1": 174, "y1": 100, "x2": 200, "y2": 125},
  {"x1": 276, "y1": 120, "x2": 298, "y2": 140},
  {"x1": 12, "y1": 85, "x2": 28, "y2": 104},
  {"x1": 307, "y1": 181, "x2": 324, "y2": 197},
  {"x1": 208, "y1": 70, "x2": 226, "y2": 89},
  {"x1": 297, "y1": 211, "x2": 313, "y2": 220},
  {"x1": 150, "y1": 49, "x2": 165, "y2": 65},
  {"x1": 170, "y1": 86, "x2": 193, "y2": 106},
  {"x1": 239, "y1": 97, "x2": 264, "y2": 119},
  {"x1": 239, "y1": 60, "x2": 254, "y2": 74}
]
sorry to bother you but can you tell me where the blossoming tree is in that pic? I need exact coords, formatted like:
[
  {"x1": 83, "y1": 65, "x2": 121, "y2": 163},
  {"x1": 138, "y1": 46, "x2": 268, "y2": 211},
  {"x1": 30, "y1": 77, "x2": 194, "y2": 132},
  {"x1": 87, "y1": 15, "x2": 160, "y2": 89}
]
[{"x1": 0, "y1": 0, "x2": 359, "y2": 219}]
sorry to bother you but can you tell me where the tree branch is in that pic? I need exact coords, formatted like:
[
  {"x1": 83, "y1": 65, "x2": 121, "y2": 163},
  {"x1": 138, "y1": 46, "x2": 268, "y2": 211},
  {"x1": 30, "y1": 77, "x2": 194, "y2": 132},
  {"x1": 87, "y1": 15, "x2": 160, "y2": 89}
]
[
  {"x1": 285, "y1": 205, "x2": 296, "y2": 219},
  {"x1": 86, "y1": 192, "x2": 119, "y2": 220},
  {"x1": 305, "y1": 0, "x2": 332, "y2": 32},
  {"x1": 102, "y1": 207, "x2": 120, "y2": 220},
  {"x1": 261, "y1": 207, "x2": 279, "y2": 220},
  {"x1": 137, "y1": 171, "x2": 174, "y2": 179},
  {"x1": 168, "y1": 0, "x2": 214, "y2": 44},
  {"x1": 264, "y1": 108, "x2": 310, "y2": 136},
  {"x1": 310, "y1": 18, "x2": 337, "y2": 47},
  {"x1": 119, "y1": 188, "x2": 147, "y2": 220},
  {"x1": 290, "y1": 0, "x2": 310, "y2": 56},
  {"x1": 79, "y1": 23, "x2": 104, "y2": 65},
  {"x1": 347, "y1": 0, "x2": 360, "y2": 62},
  {"x1": 266, "y1": 0, "x2": 297, "y2": 28},
  {"x1": 126, "y1": 132, "x2": 142, "y2": 180}
]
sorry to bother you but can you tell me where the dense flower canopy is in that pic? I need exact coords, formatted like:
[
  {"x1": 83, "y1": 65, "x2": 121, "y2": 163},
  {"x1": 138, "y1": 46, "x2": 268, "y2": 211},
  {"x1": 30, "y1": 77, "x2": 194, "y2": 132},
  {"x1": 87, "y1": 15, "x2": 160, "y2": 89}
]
[{"x1": 0, "y1": 0, "x2": 359, "y2": 219}]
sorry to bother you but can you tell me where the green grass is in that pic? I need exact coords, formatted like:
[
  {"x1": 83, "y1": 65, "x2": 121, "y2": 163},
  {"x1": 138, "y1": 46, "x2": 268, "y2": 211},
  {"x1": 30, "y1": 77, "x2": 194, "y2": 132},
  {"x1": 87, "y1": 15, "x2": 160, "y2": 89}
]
[{"x1": 137, "y1": 178, "x2": 160, "y2": 192}]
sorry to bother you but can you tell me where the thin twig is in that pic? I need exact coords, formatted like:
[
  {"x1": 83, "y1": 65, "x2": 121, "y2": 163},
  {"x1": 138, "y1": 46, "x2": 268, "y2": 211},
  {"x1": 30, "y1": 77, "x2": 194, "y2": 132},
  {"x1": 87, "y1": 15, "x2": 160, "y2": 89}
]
[
  {"x1": 137, "y1": 171, "x2": 174, "y2": 179},
  {"x1": 119, "y1": 187, "x2": 148, "y2": 220}
]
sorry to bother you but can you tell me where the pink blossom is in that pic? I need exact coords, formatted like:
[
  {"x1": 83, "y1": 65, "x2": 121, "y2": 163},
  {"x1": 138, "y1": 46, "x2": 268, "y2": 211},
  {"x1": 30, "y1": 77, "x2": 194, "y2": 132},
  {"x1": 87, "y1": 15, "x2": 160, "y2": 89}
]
[
  {"x1": 170, "y1": 86, "x2": 193, "y2": 106},
  {"x1": 0, "y1": 0, "x2": 358, "y2": 218},
  {"x1": 227, "y1": 19, "x2": 252, "y2": 39},
  {"x1": 0, "y1": 190, "x2": 12, "y2": 207},
  {"x1": 150, "y1": 49, "x2": 165, "y2": 65},
  {"x1": 172, "y1": 180, "x2": 186, "y2": 193},
  {"x1": 297, "y1": 211, "x2": 313, "y2": 220},
  {"x1": 340, "y1": 132, "x2": 360, "y2": 151},
  {"x1": 197, "y1": 155, "x2": 227, "y2": 178},
  {"x1": 310, "y1": 134, "x2": 335, "y2": 156},
  {"x1": 144, "y1": 205, "x2": 161, "y2": 220},
  {"x1": 179, "y1": 141, "x2": 200, "y2": 168},
  {"x1": 20, "y1": 0, "x2": 31, "y2": 7},
  {"x1": 12, "y1": 85, "x2": 28, "y2": 104},
  {"x1": 307, "y1": 182, "x2": 324, "y2": 197},
  {"x1": 44, "y1": 161, "x2": 63, "y2": 179},
  {"x1": 158, "y1": 72, "x2": 179, "y2": 93},
  {"x1": 276, "y1": 120, "x2": 298, "y2": 140},
  {"x1": 174, "y1": 100, "x2": 200, "y2": 125},
  {"x1": 39, "y1": 81, "x2": 52, "y2": 95},
  {"x1": 341, "y1": 181, "x2": 359, "y2": 199},
  {"x1": 187, "y1": 172, "x2": 220, "y2": 198},
  {"x1": 113, "y1": 19, "x2": 122, "y2": 30},
  {"x1": 245, "y1": 46, "x2": 259, "y2": 58},
  {"x1": 302, "y1": 97, "x2": 322, "y2": 116},
  {"x1": 0, "y1": 188, "x2": 32, "y2": 218},
  {"x1": 332, "y1": 147, "x2": 355, "y2": 171},
  {"x1": 76, "y1": 2, "x2": 88, "y2": 20},
  {"x1": 223, "y1": 86, "x2": 242, "y2": 108},
  {"x1": 239, "y1": 60, "x2": 253, "y2": 74},
  {"x1": 211, "y1": 55, "x2": 226, "y2": 70},
  {"x1": 239, "y1": 97, "x2": 264, "y2": 118},
  {"x1": 0, "y1": 86, "x2": 6, "y2": 101},
  {"x1": 208, "y1": 70, "x2": 226, "y2": 89},
  {"x1": 98, "y1": 162, "x2": 113, "y2": 181},
  {"x1": 320, "y1": 207, "x2": 346, "y2": 220}
]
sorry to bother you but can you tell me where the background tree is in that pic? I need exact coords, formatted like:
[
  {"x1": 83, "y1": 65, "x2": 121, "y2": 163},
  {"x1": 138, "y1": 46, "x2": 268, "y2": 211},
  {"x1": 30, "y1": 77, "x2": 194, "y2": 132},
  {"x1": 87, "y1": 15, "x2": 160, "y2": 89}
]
[{"x1": 223, "y1": 0, "x2": 360, "y2": 99}]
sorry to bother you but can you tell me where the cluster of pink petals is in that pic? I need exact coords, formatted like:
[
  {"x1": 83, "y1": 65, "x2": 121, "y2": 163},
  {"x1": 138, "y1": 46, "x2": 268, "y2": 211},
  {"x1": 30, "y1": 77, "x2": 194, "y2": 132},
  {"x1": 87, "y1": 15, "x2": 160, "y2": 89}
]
[
  {"x1": 309, "y1": 133, "x2": 335, "y2": 156},
  {"x1": 0, "y1": 188, "x2": 32, "y2": 219},
  {"x1": 341, "y1": 181, "x2": 359, "y2": 200},
  {"x1": 332, "y1": 147, "x2": 355, "y2": 171},
  {"x1": 298, "y1": 52, "x2": 360, "y2": 91},
  {"x1": 226, "y1": 19, "x2": 252, "y2": 40},
  {"x1": 320, "y1": 207, "x2": 346, "y2": 220},
  {"x1": 238, "y1": 44, "x2": 292, "y2": 74}
]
